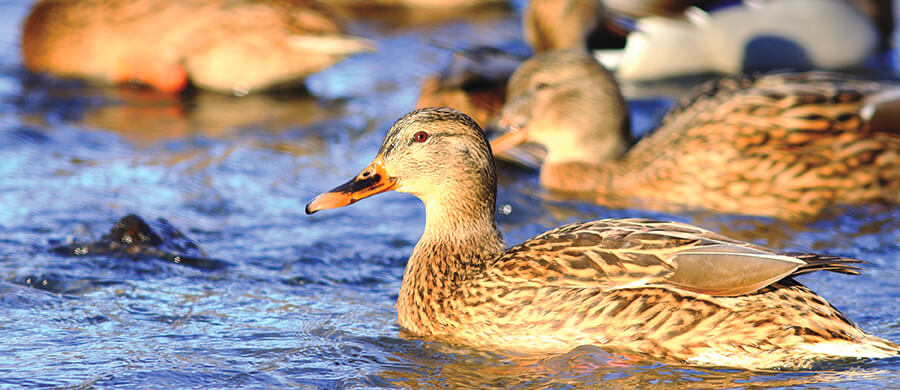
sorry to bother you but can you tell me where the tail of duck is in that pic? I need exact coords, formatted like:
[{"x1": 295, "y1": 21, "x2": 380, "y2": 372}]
[
  {"x1": 786, "y1": 252, "x2": 864, "y2": 276},
  {"x1": 799, "y1": 336, "x2": 900, "y2": 360},
  {"x1": 782, "y1": 251, "x2": 900, "y2": 361}
]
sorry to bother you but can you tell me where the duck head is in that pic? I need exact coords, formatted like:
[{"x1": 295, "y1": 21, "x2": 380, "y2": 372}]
[
  {"x1": 306, "y1": 107, "x2": 497, "y2": 216},
  {"x1": 494, "y1": 49, "x2": 632, "y2": 166}
]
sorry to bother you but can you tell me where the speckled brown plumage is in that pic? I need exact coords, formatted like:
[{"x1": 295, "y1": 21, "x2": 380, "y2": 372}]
[
  {"x1": 306, "y1": 107, "x2": 900, "y2": 370},
  {"x1": 496, "y1": 50, "x2": 900, "y2": 219}
]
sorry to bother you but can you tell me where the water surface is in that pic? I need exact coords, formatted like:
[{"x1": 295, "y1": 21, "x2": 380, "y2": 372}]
[{"x1": 1, "y1": 0, "x2": 899, "y2": 388}]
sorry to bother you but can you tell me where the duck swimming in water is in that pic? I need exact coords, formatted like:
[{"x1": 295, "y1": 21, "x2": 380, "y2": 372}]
[
  {"x1": 493, "y1": 50, "x2": 900, "y2": 219},
  {"x1": 306, "y1": 107, "x2": 899, "y2": 370},
  {"x1": 22, "y1": 0, "x2": 374, "y2": 94}
]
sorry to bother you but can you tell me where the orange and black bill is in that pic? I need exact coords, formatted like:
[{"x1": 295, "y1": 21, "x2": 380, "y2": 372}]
[
  {"x1": 489, "y1": 127, "x2": 530, "y2": 155},
  {"x1": 305, "y1": 157, "x2": 397, "y2": 215}
]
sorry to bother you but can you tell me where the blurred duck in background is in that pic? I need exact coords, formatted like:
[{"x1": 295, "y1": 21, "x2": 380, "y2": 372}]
[
  {"x1": 416, "y1": 0, "x2": 891, "y2": 126},
  {"x1": 324, "y1": 0, "x2": 504, "y2": 7},
  {"x1": 21, "y1": 0, "x2": 374, "y2": 94},
  {"x1": 606, "y1": 0, "x2": 889, "y2": 80},
  {"x1": 493, "y1": 50, "x2": 900, "y2": 219},
  {"x1": 416, "y1": 0, "x2": 619, "y2": 126},
  {"x1": 416, "y1": 47, "x2": 522, "y2": 126},
  {"x1": 522, "y1": 0, "x2": 626, "y2": 53},
  {"x1": 604, "y1": 0, "x2": 892, "y2": 37}
]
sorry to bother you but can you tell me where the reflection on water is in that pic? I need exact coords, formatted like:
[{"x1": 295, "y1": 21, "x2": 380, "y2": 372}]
[
  {"x1": 19, "y1": 82, "x2": 345, "y2": 147},
  {"x1": 1, "y1": 0, "x2": 899, "y2": 388},
  {"x1": 361, "y1": 341, "x2": 897, "y2": 389}
]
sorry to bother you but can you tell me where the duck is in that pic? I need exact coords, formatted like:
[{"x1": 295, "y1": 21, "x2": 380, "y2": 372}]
[
  {"x1": 305, "y1": 107, "x2": 900, "y2": 370},
  {"x1": 602, "y1": 0, "x2": 717, "y2": 18},
  {"x1": 492, "y1": 49, "x2": 900, "y2": 219},
  {"x1": 323, "y1": 0, "x2": 504, "y2": 7},
  {"x1": 522, "y1": 0, "x2": 623, "y2": 54},
  {"x1": 415, "y1": 47, "x2": 522, "y2": 126},
  {"x1": 609, "y1": 0, "x2": 882, "y2": 80},
  {"x1": 604, "y1": 0, "x2": 890, "y2": 26},
  {"x1": 415, "y1": 0, "x2": 619, "y2": 126},
  {"x1": 21, "y1": 0, "x2": 374, "y2": 94},
  {"x1": 417, "y1": 0, "x2": 888, "y2": 118}
]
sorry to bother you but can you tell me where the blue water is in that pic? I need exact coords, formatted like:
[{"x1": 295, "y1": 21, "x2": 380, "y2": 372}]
[{"x1": 1, "y1": 1, "x2": 899, "y2": 388}]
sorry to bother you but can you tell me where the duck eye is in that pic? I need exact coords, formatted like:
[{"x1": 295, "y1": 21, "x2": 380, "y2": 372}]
[
  {"x1": 535, "y1": 82, "x2": 549, "y2": 90},
  {"x1": 413, "y1": 131, "x2": 429, "y2": 143}
]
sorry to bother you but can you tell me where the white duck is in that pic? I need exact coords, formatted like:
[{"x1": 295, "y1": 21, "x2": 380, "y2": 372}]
[{"x1": 606, "y1": 0, "x2": 881, "y2": 80}]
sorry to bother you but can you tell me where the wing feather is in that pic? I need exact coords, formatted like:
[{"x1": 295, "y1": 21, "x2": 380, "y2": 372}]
[{"x1": 491, "y1": 218, "x2": 864, "y2": 296}]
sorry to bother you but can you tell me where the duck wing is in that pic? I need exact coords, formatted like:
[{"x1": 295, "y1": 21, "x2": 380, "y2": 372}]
[{"x1": 492, "y1": 218, "x2": 862, "y2": 296}]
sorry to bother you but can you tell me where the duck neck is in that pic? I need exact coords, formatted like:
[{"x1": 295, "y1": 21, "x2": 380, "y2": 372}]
[
  {"x1": 539, "y1": 83, "x2": 633, "y2": 192},
  {"x1": 397, "y1": 184, "x2": 505, "y2": 335},
  {"x1": 541, "y1": 80, "x2": 633, "y2": 167},
  {"x1": 543, "y1": 122, "x2": 631, "y2": 167}
]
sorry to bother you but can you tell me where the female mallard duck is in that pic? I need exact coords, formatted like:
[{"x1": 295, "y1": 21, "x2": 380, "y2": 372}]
[
  {"x1": 306, "y1": 107, "x2": 899, "y2": 370},
  {"x1": 493, "y1": 50, "x2": 900, "y2": 219},
  {"x1": 523, "y1": 0, "x2": 621, "y2": 54},
  {"x1": 22, "y1": 0, "x2": 374, "y2": 94},
  {"x1": 415, "y1": 0, "x2": 619, "y2": 126}
]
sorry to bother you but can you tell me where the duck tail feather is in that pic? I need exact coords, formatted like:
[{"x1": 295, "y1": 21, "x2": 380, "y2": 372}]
[{"x1": 785, "y1": 252, "x2": 865, "y2": 276}]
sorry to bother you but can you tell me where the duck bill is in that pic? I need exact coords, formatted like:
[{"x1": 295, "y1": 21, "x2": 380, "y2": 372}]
[
  {"x1": 489, "y1": 126, "x2": 531, "y2": 155},
  {"x1": 305, "y1": 157, "x2": 398, "y2": 214}
]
